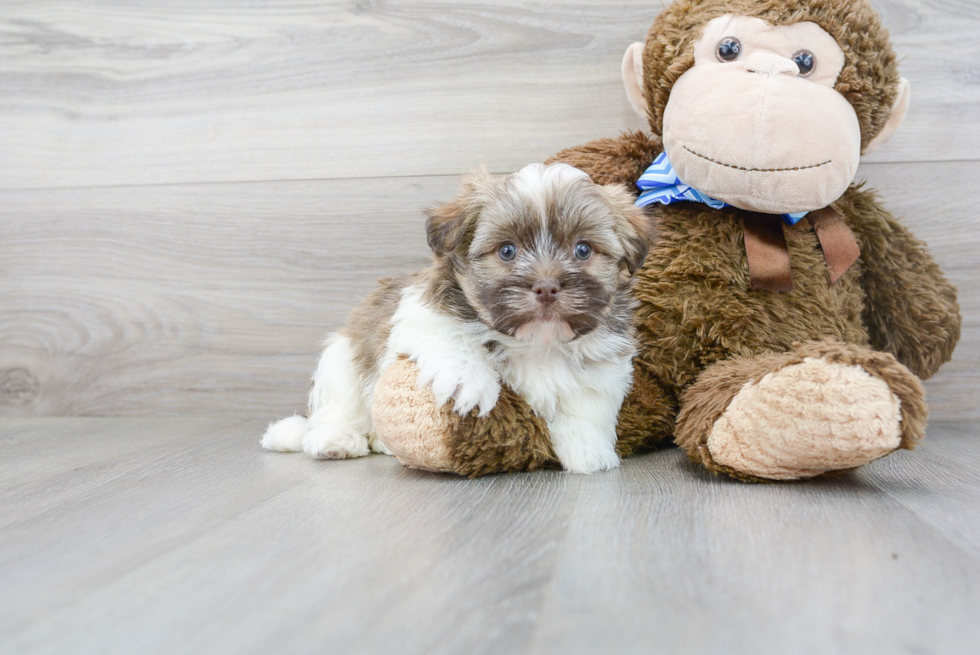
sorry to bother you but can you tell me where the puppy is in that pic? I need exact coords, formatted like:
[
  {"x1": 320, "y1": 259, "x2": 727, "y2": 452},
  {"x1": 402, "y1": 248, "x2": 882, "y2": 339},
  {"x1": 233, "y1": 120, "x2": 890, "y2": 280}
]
[{"x1": 261, "y1": 163, "x2": 652, "y2": 474}]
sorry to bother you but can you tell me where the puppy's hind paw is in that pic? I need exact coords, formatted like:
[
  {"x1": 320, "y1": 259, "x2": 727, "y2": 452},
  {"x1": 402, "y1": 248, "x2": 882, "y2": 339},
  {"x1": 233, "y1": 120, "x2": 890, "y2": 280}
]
[{"x1": 261, "y1": 415, "x2": 308, "y2": 452}]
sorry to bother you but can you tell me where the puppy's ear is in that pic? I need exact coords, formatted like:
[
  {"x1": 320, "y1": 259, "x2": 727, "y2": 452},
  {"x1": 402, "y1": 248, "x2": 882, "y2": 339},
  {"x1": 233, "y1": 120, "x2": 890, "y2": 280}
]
[
  {"x1": 596, "y1": 183, "x2": 654, "y2": 275},
  {"x1": 425, "y1": 166, "x2": 494, "y2": 256}
]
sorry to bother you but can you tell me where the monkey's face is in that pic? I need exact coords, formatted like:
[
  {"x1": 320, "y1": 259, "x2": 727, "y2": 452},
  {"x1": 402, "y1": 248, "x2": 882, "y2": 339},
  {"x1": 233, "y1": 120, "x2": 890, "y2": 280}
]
[{"x1": 661, "y1": 15, "x2": 862, "y2": 215}]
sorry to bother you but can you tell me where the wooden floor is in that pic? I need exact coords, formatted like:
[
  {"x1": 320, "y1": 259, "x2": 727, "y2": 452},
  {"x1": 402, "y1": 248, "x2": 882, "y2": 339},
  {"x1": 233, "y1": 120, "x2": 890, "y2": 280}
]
[{"x1": 2, "y1": 417, "x2": 979, "y2": 655}]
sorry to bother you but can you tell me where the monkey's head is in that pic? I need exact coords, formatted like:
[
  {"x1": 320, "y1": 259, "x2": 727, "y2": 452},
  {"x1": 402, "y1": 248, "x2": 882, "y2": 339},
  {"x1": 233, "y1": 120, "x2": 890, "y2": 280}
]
[{"x1": 622, "y1": 0, "x2": 909, "y2": 214}]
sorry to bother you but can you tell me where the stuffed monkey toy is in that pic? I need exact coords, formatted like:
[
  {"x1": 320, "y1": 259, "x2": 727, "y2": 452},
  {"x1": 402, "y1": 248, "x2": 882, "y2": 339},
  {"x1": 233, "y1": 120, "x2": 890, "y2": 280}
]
[{"x1": 372, "y1": 0, "x2": 961, "y2": 481}]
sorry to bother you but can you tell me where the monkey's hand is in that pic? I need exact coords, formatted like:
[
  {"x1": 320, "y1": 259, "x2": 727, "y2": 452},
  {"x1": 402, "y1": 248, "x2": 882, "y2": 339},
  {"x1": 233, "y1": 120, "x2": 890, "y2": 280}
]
[
  {"x1": 546, "y1": 130, "x2": 663, "y2": 189},
  {"x1": 372, "y1": 358, "x2": 559, "y2": 476},
  {"x1": 847, "y1": 191, "x2": 961, "y2": 379}
]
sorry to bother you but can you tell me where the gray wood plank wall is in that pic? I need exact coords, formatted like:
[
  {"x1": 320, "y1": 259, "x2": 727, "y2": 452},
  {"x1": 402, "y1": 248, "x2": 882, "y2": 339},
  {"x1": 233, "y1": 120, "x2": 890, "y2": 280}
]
[{"x1": 1, "y1": 0, "x2": 977, "y2": 419}]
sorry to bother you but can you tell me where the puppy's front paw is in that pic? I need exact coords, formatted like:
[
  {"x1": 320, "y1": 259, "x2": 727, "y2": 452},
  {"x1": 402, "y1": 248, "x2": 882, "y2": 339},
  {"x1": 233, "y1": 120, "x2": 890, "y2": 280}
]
[
  {"x1": 417, "y1": 357, "x2": 501, "y2": 417},
  {"x1": 450, "y1": 364, "x2": 502, "y2": 417},
  {"x1": 302, "y1": 420, "x2": 370, "y2": 460},
  {"x1": 555, "y1": 440, "x2": 621, "y2": 475},
  {"x1": 549, "y1": 421, "x2": 621, "y2": 474}
]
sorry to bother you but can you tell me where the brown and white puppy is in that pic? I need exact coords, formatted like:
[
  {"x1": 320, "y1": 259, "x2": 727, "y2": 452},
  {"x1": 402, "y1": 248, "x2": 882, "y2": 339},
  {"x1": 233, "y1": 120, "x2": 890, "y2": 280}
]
[{"x1": 262, "y1": 163, "x2": 652, "y2": 474}]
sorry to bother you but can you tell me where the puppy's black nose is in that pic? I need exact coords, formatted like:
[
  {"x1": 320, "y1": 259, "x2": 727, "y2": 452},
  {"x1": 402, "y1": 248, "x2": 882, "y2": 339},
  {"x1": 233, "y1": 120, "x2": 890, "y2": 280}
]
[{"x1": 532, "y1": 280, "x2": 561, "y2": 304}]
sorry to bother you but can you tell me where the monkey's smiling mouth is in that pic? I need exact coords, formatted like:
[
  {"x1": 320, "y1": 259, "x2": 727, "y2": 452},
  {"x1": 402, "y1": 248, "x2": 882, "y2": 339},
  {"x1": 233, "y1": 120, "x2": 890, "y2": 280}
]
[{"x1": 684, "y1": 146, "x2": 830, "y2": 172}]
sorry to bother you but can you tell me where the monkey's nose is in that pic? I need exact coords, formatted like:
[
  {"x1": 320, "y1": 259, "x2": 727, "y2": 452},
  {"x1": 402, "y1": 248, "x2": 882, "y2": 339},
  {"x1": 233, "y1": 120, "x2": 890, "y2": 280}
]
[
  {"x1": 744, "y1": 52, "x2": 799, "y2": 77},
  {"x1": 532, "y1": 280, "x2": 561, "y2": 304}
]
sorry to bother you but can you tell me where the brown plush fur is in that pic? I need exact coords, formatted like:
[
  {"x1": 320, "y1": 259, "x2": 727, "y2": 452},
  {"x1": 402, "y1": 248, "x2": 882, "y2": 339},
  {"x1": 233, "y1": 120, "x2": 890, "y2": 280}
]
[
  {"x1": 445, "y1": 384, "x2": 560, "y2": 478},
  {"x1": 847, "y1": 191, "x2": 962, "y2": 378},
  {"x1": 376, "y1": 0, "x2": 960, "y2": 480}
]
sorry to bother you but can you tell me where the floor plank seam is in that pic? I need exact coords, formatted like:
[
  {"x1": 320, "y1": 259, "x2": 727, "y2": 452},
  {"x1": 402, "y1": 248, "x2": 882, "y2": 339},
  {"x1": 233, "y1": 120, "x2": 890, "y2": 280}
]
[{"x1": 2, "y1": 159, "x2": 978, "y2": 195}]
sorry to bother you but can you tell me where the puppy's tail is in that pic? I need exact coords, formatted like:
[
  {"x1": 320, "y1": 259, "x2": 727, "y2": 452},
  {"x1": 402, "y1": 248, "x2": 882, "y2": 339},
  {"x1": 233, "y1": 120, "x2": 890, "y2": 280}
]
[{"x1": 260, "y1": 415, "x2": 308, "y2": 452}]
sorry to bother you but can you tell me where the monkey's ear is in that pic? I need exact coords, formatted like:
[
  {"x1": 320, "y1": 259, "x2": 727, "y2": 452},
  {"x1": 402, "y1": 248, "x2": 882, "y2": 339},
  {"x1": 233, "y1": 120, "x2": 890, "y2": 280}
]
[
  {"x1": 598, "y1": 183, "x2": 654, "y2": 276},
  {"x1": 425, "y1": 167, "x2": 491, "y2": 256},
  {"x1": 622, "y1": 42, "x2": 648, "y2": 119},
  {"x1": 863, "y1": 77, "x2": 911, "y2": 155}
]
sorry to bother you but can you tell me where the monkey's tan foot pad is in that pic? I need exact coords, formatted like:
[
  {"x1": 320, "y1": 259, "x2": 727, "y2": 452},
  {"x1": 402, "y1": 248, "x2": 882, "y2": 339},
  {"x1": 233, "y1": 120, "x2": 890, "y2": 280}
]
[
  {"x1": 372, "y1": 358, "x2": 456, "y2": 473},
  {"x1": 704, "y1": 357, "x2": 902, "y2": 480}
]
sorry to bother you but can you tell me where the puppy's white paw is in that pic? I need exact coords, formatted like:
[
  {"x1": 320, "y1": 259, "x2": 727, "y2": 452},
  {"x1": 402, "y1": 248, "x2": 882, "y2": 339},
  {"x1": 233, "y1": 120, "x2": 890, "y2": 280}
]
[
  {"x1": 450, "y1": 364, "x2": 502, "y2": 416},
  {"x1": 417, "y1": 357, "x2": 501, "y2": 417},
  {"x1": 302, "y1": 420, "x2": 370, "y2": 460},
  {"x1": 261, "y1": 415, "x2": 308, "y2": 452},
  {"x1": 550, "y1": 424, "x2": 621, "y2": 474},
  {"x1": 557, "y1": 441, "x2": 621, "y2": 474}
]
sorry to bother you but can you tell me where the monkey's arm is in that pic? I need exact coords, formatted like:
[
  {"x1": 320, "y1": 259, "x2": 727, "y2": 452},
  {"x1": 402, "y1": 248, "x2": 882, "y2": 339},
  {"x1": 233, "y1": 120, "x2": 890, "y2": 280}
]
[
  {"x1": 546, "y1": 130, "x2": 662, "y2": 189},
  {"x1": 845, "y1": 190, "x2": 961, "y2": 380}
]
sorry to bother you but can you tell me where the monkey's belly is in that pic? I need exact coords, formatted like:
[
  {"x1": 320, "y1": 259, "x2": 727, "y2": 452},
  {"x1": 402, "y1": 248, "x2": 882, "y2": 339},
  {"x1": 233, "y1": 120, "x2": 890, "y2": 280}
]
[{"x1": 633, "y1": 208, "x2": 869, "y2": 389}]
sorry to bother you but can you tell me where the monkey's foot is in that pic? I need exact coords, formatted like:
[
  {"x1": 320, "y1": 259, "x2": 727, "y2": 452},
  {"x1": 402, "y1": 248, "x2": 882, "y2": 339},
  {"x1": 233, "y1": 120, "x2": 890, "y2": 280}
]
[
  {"x1": 676, "y1": 341, "x2": 927, "y2": 481},
  {"x1": 705, "y1": 357, "x2": 902, "y2": 479},
  {"x1": 372, "y1": 358, "x2": 558, "y2": 477}
]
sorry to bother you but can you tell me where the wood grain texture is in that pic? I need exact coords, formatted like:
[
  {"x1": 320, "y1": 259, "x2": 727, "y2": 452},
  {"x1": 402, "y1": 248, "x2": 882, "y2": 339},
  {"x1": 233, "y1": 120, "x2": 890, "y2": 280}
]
[
  {"x1": 527, "y1": 436, "x2": 980, "y2": 655},
  {"x1": 0, "y1": 176, "x2": 446, "y2": 416},
  {"x1": 0, "y1": 417, "x2": 580, "y2": 655},
  {"x1": 1, "y1": 417, "x2": 978, "y2": 655},
  {"x1": 0, "y1": 0, "x2": 977, "y2": 190},
  {"x1": 862, "y1": 422, "x2": 980, "y2": 558},
  {"x1": 2, "y1": 161, "x2": 976, "y2": 419}
]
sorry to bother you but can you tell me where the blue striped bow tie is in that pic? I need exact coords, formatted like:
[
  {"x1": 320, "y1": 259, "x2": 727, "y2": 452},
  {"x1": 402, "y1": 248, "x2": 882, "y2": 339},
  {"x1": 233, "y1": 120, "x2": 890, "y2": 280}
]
[{"x1": 635, "y1": 152, "x2": 808, "y2": 225}]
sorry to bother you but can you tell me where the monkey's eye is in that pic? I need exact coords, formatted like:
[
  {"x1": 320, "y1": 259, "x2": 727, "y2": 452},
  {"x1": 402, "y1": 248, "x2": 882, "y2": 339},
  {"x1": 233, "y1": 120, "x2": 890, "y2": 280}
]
[
  {"x1": 574, "y1": 243, "x2": 592, "y2": 260},
  {"x1": 792, "y1": 50, "x2": 815, "y2": 77},
  {"x1": 498, "y1": 243, "x2": 517, "y2": 261},
  {"x1": 716, "y1": 37, "x2": 742, "y2": 62}
]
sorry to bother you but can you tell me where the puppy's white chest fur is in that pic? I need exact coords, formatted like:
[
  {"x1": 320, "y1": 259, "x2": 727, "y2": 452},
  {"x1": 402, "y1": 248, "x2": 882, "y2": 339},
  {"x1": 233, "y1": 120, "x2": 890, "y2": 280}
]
[
  {"x1": 493, "y1": 327, "x2": 633, "y2": 474},
  {"x1": 495, "y1": 332, "x2": 630, "y2": 421}
]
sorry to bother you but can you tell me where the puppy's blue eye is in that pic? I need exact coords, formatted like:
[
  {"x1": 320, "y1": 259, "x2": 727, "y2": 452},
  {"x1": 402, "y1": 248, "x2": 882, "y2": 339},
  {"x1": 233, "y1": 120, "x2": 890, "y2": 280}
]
[
  {"x1": 498, "y1": 243, "x2": 517, "y2": 261},
  {"x1": 574, "y1": 243, "x2": 592, "y2": 260}
]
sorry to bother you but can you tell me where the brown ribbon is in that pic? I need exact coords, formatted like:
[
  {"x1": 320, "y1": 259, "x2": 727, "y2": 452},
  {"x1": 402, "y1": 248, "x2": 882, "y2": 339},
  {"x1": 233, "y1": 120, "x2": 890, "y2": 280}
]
[
  {"x1": 743, "y1": 212, "x2": 793, "y2": 292},
  {"x1": 807, "y1": 206, "x2": 861, "y2": 284},
  {"x1": 742, "y1": 206, "x2": 860, "y2": 292}
]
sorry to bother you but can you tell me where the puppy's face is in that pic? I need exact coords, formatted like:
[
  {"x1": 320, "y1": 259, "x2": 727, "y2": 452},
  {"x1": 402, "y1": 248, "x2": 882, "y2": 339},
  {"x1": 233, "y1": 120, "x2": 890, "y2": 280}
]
[{"x1": 425, "y1": 163, "x2": 651, "y2": 345}]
